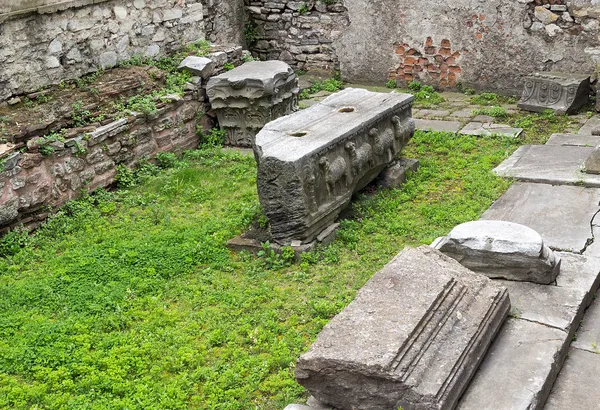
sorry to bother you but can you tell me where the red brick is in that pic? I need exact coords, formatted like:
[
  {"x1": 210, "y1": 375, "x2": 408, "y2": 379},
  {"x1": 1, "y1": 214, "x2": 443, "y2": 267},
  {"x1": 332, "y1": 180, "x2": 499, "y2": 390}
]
[
  {"x1": 449, "y1": 65, "x2": 462, "y2": 74},
  {"x1": 395, "y1": 45, "x2": 405, "y2": 55},
  {"x1": 476, "y1": 32, "x2": 483, "y2": 40},
  {"x1": 404, "y1": 65, "x2": 414, "y2": 73},
  {"x1": 414, "y1": 65, "x2": 423, "y2": 72},
  {"x1": 439, "y1": 47, "x2": 451, "y2": 57},
  {"x1": 404, "y1": 56, "x2": 417, "y2": 65},
  {"x1": 427, "y1": 64, "x2": 438, "y2": 72},
  {"x1": 404, "y1": 74, "x2": 413, "y2": 82},
  {"x1": 419, "y1": 57, "x2": 429, "y2": 66},
  {"x1": 453, "y1": 51, "x2": 461, "y2": 58},
  {"x1": 396, "y1": 73, "x2": 405, "y2": 81},
  {"x1": 448, "y1": 78, "x2": 456, "y2": 87},
  {"x1": 407, "y1": 48, "x2": 418, "y2": 56},
  {"x1": 445, "y1": 56, "x2": 456, "y2": 65},
  {"x1": 430, "y1": 72, "x2": 440, "y2": 79},
  {"x1": 440, "y1": 79, "x2": 448, "y2": 87},
  {"x1": 441, "y1": 39, "x2": 451, "y2": 48},
  {"x1": 440, "y1": 63, "x2": 448, "y2": 72},
  {"x1": 425, "y1": 36, "x2": 433, "y2": 47},
  {"x1": 424, "y1": 46, "x2": 436, "y2": 55},
  {"x1": 440, "y1": 71, "x2": 448, "y2": 79},
  {"x1": 448, "y1": 72, "x2": 457, "y2": 81},
  {"x1": 434, "y1": 55, "x2": 444, "y2": 64}
]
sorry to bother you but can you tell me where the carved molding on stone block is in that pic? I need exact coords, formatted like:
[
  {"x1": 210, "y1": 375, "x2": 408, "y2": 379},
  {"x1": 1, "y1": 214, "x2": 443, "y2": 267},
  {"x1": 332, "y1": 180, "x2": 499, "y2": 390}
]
[
  {"x1": 255, "y1": 88, "x2": 414, "y2": 245},
  {"x1": 295, "y1": 246, "x2": 510, "y2": 410},
  {"x1": 518, "y1": 72, "x2": 590, "y2": 115},
  {"x1": 206, "y1": 61, "x2": 299, "y2": 147}
]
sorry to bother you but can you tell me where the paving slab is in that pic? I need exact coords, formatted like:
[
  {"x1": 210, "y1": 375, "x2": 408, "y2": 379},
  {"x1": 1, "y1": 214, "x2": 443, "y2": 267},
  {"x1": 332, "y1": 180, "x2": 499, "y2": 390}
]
[
  {"x1": 577, "y1": 116, "x2": 600, "y2": 135},
  {"x1": 493, "y1": 144, "x2": 600, "y2": 187},
  {"x1": 457, "y1": 318, "x2": 569, "y2": 410},
  {"x1": 545, "y1": 133, "x2": 600, "y2": 147},
  {"x1": 496, "y1": 252, "x2": 600, "y2": 333},
  {"x1": 571, "y1": 297, "x2": 600, "y2": 353},
  {"x1": 544, "y1": 348, "x2": 600, "y2": 410},
  {"x1": 472, "y1": 114, "x2": 495, "y2": 123},
  {"x1": 459, "y1": 122, "x2": 523, "y2": 138},
  {"x1": 448, "y1": 108, "x2": 475, "y2": 119},
  {"x1": 413, "y1": 108, "x2": 451, "y2": 119},
  {"x1": 413, "y1": 118, "x2": 462, "y2": 132},
  {"x1": 481, "y1": 183, "x2": 600, "y2": 252}
]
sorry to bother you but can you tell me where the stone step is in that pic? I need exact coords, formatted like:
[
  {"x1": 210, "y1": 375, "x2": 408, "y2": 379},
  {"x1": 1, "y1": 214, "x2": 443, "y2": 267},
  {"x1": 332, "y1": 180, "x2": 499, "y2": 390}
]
[{"x1": 457, "y1": 252, "x2": 600, "y2": 410}]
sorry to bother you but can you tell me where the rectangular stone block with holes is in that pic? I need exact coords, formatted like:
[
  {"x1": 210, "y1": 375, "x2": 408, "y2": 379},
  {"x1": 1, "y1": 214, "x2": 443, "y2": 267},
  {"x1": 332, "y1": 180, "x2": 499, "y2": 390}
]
[
  {"x1": 517, "y1": 72, "x2": 590, "y2": 115},
  {"x1": 295, "y1": 246, "x2": 510, "y2": 410},
  {"x1": 254, "y1": 88, "x2": 414, "y2": 245}
]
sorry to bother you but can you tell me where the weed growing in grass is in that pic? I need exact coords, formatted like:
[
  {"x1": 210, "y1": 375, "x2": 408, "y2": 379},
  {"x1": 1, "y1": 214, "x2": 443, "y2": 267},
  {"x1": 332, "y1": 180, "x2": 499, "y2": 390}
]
[
  {"x1": 223, "y1": 62, "x2": 235, "y2": 71},
  {"x1": 472, "y1": 106, "x2": 508, "y2": 118},
  {"x1": 407, "y1": 82, "x2": 445, "y2": 108},
  {"x1": 386, "y1": 80, "x2": 397, "y2": 89},
  {"x1": 471, "y1": 92, "x2": 517, "y2": 106}
]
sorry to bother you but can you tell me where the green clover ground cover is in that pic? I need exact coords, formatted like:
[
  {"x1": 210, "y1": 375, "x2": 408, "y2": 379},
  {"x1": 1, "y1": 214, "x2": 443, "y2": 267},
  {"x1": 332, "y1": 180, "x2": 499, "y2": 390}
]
[{"x1": 0, "y1": 132, "x2": 517, "y2": 409}]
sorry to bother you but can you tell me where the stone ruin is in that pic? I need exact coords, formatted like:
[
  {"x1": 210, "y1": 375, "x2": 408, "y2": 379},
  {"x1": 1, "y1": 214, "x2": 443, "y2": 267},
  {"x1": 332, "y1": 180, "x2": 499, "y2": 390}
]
[
  {"x1": 254, "y1": 88, "x2": 415, "y2": 245},
  {"x1": 432, "y1": 220, "x2": 561, "y2": 284},
  {"x1": 517, "y1": 72, "x2": 590, "y2": 115},
  {"x1": 295, "y1": 246, "x2": 510, "y2": 410},
  {"x1": 206, "y1": 61, "x2": 299, "y2": 147}
]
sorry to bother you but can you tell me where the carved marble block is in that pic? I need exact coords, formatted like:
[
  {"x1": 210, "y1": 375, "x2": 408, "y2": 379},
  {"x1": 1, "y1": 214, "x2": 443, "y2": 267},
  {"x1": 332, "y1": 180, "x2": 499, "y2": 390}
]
[
  {"x1": 254, "y1": 88, "x2": 415, "y2": 245},
  {"x1": 517, "y1": 72, "x2": 590, "y2": 115},
  {"x1": 295, "y1": 246, "x2": 510, "y2": 410},
  {"x1": 206, "y1": 60, "x2": 299, "y2": 147},
  {"x1": 432, "y1": 220, "x2": 561, "y2": 284}
]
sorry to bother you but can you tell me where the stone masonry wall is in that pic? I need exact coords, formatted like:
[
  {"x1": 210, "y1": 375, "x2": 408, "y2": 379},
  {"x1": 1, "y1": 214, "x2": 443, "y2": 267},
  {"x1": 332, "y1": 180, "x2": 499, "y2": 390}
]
[
  {"x1": 247, "y1": 0, "x2": 600, "y2": 94},
  {"x1": 0, "y1": 0, "x2": 205, "y2": 102},
  {"x1": 0, "y1": 95, "x2": 204, "y2": 232}
]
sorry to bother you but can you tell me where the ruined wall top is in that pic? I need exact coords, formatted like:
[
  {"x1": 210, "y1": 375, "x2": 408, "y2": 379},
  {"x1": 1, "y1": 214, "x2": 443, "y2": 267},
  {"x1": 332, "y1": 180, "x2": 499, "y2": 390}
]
[{"x1": 0, "y1": 0, "x2": 110, "y2": 21}]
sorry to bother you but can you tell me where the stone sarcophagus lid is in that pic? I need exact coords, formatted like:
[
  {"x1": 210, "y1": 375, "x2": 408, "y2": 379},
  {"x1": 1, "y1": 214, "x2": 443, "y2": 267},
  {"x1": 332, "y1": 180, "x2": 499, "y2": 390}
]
[
  {"x1": 206, "y1": 60, "x2": 299, "y2": 147},
  {"x1": 517, "y1": 72, "x2": 590, "y2": 115},
  {"x1": 254, "y1": 88, "x2": 414, "y2": 245},
  {"x1": 296, "y1": 246, "x2": 510, "y2": 410}
]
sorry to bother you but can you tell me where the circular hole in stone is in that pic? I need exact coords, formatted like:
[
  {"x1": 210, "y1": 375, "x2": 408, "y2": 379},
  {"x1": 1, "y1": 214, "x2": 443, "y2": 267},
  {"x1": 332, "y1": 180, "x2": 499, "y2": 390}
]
[
  {"x1": 288, "y1": 131, "x2": 308, "y2": 137},
  {"x1": 338, "y1": 107, "x2": 355, "y2": 113}
]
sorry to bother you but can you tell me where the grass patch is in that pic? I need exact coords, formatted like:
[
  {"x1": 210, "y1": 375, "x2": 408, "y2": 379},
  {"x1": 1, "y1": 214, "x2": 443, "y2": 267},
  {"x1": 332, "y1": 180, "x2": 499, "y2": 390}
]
[
  {"x1": 0, "y1": 132, "x2": 519, "y2": 409},
  {"x1": 470, "y1": 92, "x2": 517, "y2": 106}
]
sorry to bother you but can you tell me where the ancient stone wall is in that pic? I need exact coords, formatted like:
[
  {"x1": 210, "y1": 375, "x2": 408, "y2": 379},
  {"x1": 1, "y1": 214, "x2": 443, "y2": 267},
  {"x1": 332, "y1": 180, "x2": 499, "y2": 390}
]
[
  {"x1": 246, "y1": 0, "x2": 600, "y2": 93},
  {"x1": 0, "y1": 94, "x2": 205, "y2": 232},
  {"x1": 0, "y1": 0, "x2": 206, "y2": 102}
]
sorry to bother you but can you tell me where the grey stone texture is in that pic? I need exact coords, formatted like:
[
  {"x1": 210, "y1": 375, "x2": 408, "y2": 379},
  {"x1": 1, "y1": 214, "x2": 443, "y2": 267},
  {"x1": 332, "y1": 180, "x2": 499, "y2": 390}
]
[
  {"x1": 0, "y1": 0, "x2": 207, "y2": 102},
  {"x1": 481, "y1": 183, "x2": 600, "y2": 253},
  {"x1": 577, "y1": 116, "x2": 600, "y2": 135},
  {"x1": 178, "y1": 56, "x2": 215, "y2": 79},
  {"x1": 545, "y1": 348, "x2": 600, "y2": 410},
  {"x1": 459, "y1": 122, "x2": 523, "y2": 138},
  {"x1": 518, "y1": 73, "x2": 590, "y2": 115},
  {"x1": 581, "y1": 146, "x2": 600, "y2": 174},
  {"x1": 457, "y1": 318, "x2": 569, "y2": 410},
  {"x1": 493, "y1": 144, "x2": 600, "y2": 187},
  {"x1": 377, "y1": 158, "x2": 419, "y2": 189},
  {"x1": 296, "y1": 246, "x2": 510, "y2": 410},
  {"x1": 255, "y1": 88, "x2": 414, "y2": 244},
  {"x1": 545, "y1": 133, "x2": 600, "y2": 147},
  {"x1": 572, "y1": 296, "x2": 600, "y2": 353},
  {"x1": 433, "y1": 220, "x2": 561, "y2": 284},
  {"x1": 207, "y1": 61, "x2": 299, "y2": 147},
  {"x1": 414, "y1": 119, "x2": 462, "y2": 133}
]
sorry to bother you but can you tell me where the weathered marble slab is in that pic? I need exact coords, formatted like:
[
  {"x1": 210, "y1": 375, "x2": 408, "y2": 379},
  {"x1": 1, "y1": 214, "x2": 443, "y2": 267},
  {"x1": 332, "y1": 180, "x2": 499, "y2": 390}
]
[
  {"x1": 459, "y1": 122, "x2": 523, "y2": 138},
  {"x1": 206, "y1": 61, "x2": 299, "y2": 147},
  {"x1": 518, "y1": 72, "x2": 590, "y2": 115},
  {"x1": 414, "y1": 118, "x2": 462, "y2": 133},
  {"x1": 433, "y1": 220, "x2": 560, "y2": 284},
  {"x1": 545, "y1": 133, "x2": 600, "y2": 147},
  {"x1": 255, "y1": 88, "x2": 414, "y2": 244},
  {"x1": 481, "y1": 183, "x2": 600, "y2": 253},
  {"x1": 295, "y1": 246, "x2": 509, "y2": 410},
  {"x1": 493, "y1": 144, "x2": 600, "y2": 187}
]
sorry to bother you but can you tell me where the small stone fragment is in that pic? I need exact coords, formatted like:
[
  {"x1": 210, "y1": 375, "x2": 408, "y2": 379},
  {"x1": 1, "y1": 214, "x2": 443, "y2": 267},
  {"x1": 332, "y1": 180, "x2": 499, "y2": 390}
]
[
  {"x1": 535, "y1": 6, "x2": 559, "y2": 24},
  {"x1": 178, "y1": 56, "x2": 215, "y2": 79},
  {"x1": 432, "y1": 220, "x2": 561, "y2": 284}
]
